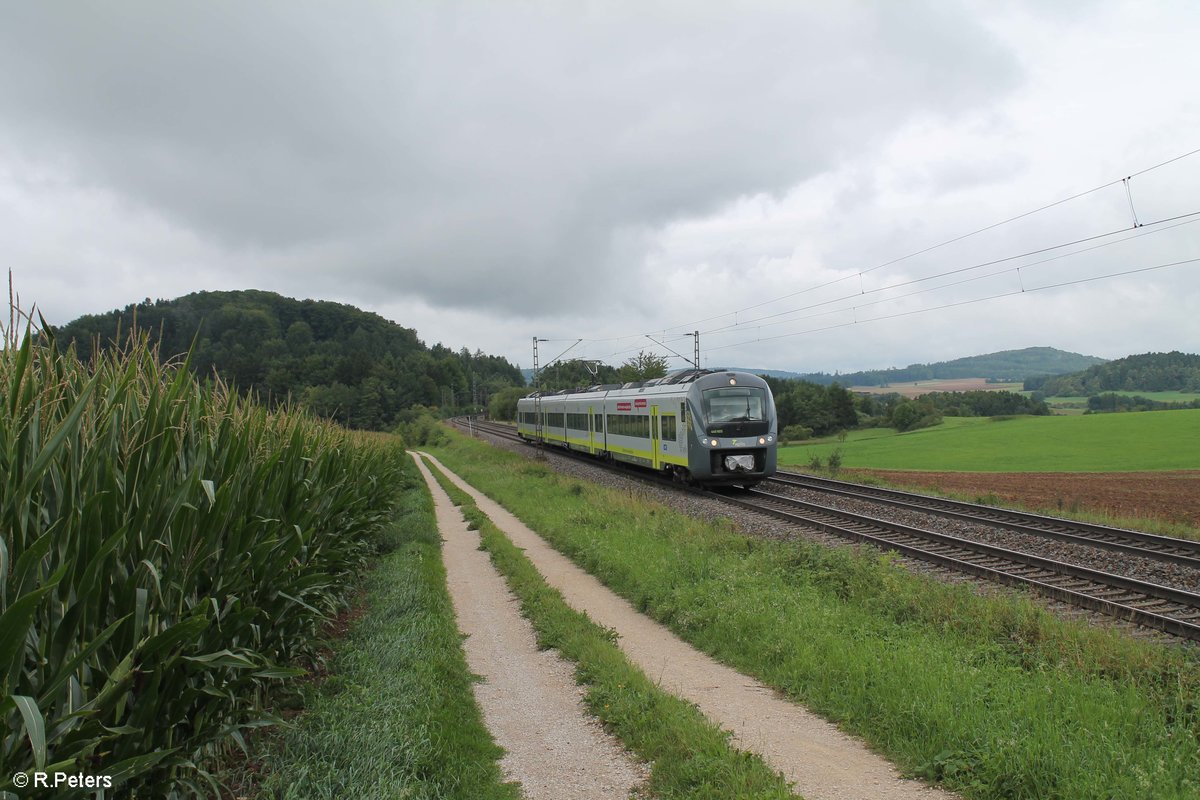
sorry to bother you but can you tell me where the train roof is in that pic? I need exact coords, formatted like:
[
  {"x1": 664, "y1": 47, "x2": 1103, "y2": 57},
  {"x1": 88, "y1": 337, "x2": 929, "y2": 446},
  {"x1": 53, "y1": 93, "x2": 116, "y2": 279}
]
[
  {"x1": 523, "y1": 368, "x2": 715, "y2": 398},
  {"x1": 522, "y1": 368, "x2": 776, "y2": 399}
]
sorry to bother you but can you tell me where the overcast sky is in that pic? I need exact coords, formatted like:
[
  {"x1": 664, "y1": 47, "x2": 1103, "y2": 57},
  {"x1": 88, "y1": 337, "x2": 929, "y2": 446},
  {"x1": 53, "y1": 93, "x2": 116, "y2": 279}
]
[{"x1": 3, "y1": 1, "x2": 1198, "y2": 374}]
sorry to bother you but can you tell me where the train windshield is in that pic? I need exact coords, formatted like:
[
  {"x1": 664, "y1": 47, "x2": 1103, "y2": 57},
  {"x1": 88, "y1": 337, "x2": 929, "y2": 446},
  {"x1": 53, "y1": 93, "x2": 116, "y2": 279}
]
[{"x1": 702, "y1": 387, "x2": 767, "y2": 424}]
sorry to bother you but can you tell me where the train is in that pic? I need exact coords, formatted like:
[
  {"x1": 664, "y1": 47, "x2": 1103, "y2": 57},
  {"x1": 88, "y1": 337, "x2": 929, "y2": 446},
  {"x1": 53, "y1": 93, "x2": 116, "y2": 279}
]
[{"x1": 516, "y1": 368, "x2": 777, "y2": 486}]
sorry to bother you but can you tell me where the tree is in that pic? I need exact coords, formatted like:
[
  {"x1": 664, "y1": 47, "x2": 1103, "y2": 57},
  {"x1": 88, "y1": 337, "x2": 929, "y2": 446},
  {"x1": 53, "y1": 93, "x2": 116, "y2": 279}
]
[
  {"x1": 489, "y1": 386, "x2": 529, "y2": 421},
  {"x1": 536, "y1": 359, "x2": 619, "y2": 391},
  {"x1": 617, "y1": 351, "x2": 668, "y2": 383},
  {"x1": 54, "y1": 289, "x2": 525, "y2": 431},
  {"x1": 828, "y1": 382, "x2": 858, "y2": 430}
]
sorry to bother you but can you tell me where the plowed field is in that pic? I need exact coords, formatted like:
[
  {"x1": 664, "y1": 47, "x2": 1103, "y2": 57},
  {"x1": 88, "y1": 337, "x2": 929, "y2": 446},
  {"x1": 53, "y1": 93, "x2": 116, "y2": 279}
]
[{"x1": 848, "y1": 469, "x2": 1200, "y2": 528}]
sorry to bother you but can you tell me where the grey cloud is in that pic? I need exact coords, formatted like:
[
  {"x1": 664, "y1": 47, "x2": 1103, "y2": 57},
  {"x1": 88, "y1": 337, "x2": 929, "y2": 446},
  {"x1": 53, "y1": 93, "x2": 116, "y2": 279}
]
[{"x1": 0, "y1": 1, "x2": 1021, "y2": 318}]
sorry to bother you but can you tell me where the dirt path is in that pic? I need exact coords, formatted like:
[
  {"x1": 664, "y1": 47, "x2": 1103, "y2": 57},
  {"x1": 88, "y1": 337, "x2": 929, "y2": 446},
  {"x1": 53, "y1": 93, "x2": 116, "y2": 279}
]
[
  {"x1": 418, "y1": 452, "x2": 959, "y2": 800},
  {"x1": 409, "y1": 453, "x2": 649, "y2": 800}
]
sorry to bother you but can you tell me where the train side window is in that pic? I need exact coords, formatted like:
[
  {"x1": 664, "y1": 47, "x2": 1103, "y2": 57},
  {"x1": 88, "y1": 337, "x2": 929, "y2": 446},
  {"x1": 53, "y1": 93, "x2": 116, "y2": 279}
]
[{"x1": 661, "y1": 414, "x2": 676, "y2": 441}]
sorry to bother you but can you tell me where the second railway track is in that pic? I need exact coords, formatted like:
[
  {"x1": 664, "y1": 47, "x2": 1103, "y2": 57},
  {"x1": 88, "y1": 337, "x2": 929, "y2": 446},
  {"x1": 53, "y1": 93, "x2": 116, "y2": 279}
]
[{"x1": 770, "y1": 471, "x2": 1200, "y2": 569}]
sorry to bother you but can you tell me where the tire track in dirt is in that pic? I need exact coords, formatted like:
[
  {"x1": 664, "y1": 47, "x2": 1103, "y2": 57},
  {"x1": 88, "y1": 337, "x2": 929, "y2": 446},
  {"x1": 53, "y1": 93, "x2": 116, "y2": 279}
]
[
  {"x1": 418, "y1": 452, "x2": 959, "y2": 800},
  {"x1": 410, "y1": 452, "x2": 649, "y2": 800}
]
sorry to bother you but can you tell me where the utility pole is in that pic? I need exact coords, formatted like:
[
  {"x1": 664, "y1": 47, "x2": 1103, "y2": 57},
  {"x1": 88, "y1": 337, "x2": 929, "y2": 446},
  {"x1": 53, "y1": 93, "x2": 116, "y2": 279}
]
[
  {"x1": 531, "y1": 337, "x2": 580, "y2": 457},
  {"x1": 693, "y1": 330, "x2": 700, "y2": 369},
  {"x1": 533, "y1": 337, "x2": 544, "y2": 456}
]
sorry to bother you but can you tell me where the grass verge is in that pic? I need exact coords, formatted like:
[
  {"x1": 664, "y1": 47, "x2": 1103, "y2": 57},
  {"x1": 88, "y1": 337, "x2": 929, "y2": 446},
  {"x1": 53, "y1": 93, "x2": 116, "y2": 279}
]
[
  {"x1": 247, "y1": 458, "x2": 519, "y2": 800},
  {"x1": 422, "y1": 456, "x2": 797, "y2": 799},
  {"x1": 430, "y1": 430, "x2": 1200, "y2": 800}
]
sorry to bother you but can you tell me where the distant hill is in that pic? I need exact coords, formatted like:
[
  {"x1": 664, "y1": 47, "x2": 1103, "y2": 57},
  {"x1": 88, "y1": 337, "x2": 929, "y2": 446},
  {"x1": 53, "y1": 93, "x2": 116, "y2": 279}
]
[
  {"x1": 763, "y1": 347, "x2": 1106, "y2": 387},
  {"x1": 725, "y1": 367, "x2": 807, "y2": 379},
  {"x1": 55, "y1": 290, "x2": 524, "y2": 429},
  {"x1": 1028, "y1": 352, "x2": 1200, "y2": 396}
]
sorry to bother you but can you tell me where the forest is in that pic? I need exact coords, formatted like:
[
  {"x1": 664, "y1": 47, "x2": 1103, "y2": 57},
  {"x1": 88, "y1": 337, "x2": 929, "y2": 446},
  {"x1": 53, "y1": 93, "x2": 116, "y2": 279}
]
[
  {"x1": 55, "y1": 290, "x2": 525, "y2": 429},
  {"x1": 57, "y1": 291, "x2": 1176, "y2": 436},
  {"x1": 766, "y1": 382, "x2": 1049, "y2": 438},
  {"x1": 1025, "y1": 351, "x2": 1200, "y2": 396}
]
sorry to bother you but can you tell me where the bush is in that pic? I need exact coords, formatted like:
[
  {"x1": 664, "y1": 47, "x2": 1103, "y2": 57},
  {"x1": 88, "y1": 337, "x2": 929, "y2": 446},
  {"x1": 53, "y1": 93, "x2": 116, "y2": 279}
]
[
  {"x1": 782, "y1": 424, "x2": 813, "y2": 441},
  {"x1": 393, "y1": 408, "x2": 450, "y2": 446}
]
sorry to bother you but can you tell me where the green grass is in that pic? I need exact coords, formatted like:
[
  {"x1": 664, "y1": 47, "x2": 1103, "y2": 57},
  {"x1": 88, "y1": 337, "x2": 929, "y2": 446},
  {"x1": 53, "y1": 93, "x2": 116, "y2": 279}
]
[
  {"x1": 428, "y1": 429, "x2": 1200, "y2": 800},
  {"x1": 424, "y1": 459, "x2": 796, "y2": 799},
  {"x1": 780, "y1": 409, "x2": 1200, "y2": 472},
  {"x1": 249, "y1": 458, "x2": 518, "y2": 800}
]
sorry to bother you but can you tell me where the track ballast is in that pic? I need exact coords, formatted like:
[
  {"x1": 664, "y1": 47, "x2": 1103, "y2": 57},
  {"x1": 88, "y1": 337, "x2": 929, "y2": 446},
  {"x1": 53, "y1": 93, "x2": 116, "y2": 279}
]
[{"x1": 453, "y1": 418, "x2": 1200, "y2": 642}]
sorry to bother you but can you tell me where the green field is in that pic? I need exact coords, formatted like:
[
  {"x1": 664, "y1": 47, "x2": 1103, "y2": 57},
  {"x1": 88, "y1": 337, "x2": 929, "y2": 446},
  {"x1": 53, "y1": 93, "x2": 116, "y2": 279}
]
[{"x1": 780, "y1": 409, "x2": 1200, "y2": 472}]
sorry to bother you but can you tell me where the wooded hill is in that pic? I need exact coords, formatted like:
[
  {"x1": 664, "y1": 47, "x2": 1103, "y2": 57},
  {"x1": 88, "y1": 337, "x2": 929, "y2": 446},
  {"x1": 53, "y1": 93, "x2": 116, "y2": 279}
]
[
  {"x1": 55, "y1": 290, "x2": 525, "y2": 429},
  {"x1": 1026, "y1": 351, "x2": 1200, "y2": 396},
  {"x1": 787, "y1": 347, "x2": 1105, "y2": 387}
]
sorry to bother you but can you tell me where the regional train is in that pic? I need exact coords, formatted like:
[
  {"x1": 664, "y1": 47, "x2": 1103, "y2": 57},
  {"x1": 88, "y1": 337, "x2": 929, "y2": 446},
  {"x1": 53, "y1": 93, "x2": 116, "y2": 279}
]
[{"x1": 516, "y1": 368, "x2": 777, "y2": 487}]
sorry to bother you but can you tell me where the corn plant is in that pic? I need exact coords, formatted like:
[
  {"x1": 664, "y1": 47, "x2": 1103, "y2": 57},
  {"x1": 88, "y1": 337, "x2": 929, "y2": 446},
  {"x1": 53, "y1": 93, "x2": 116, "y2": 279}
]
[{"x1": 1, "y1": 314, "x2": 404, "y2": 797}]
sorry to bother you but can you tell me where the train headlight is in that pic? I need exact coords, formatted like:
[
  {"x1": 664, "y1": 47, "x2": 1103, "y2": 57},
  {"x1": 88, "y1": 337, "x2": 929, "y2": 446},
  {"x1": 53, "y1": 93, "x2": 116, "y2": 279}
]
[
  {"x1": 710, "y1": 439, "x2": 719, "y2": 447},
  {"x1": 758, "y1": 437, "x2": 766, "y2": 445},
  {"x1": 767, "y1": 435, "x2": 774, "y2": 442}
]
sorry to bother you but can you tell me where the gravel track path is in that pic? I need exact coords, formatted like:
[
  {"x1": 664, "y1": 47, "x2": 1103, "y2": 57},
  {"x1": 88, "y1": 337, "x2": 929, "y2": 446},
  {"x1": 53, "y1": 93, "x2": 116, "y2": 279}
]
[
  {"x1": 410, "y1": 452, "x2": 649, "y2": 800},
  {"x1": 420, "y1": 451, "x2": 958, "y2": 800}
]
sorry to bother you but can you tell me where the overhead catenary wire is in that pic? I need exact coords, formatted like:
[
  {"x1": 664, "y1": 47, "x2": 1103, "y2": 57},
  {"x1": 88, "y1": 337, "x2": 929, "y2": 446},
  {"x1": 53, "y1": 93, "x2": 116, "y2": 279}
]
[
  {"x1": 697, "y1": 212, "x2": 1200, "y2": 337},
  {"x1": 596, "y1": 211, "x2": 1200, "y2": 363},
  {"x1": 703, "y1": 256, "x2": 1200, "y2": 353},
  {"x1": 650, "y1": 144, "x2": 1200, "y2": 336},
  {"x1": 537, "y1": 145, "x2": 1200, "y2": 366}
]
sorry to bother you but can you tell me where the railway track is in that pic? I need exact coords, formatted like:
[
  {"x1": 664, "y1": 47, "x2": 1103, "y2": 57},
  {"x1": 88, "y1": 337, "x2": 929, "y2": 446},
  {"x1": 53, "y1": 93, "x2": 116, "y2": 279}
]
[
  {"x1": 461, "y1": 418, "x2": 524, "y2": 443},
  {"x1": 770, "y1": 471, "x2": 1200, "y2": 570},
  {"x1": 732, "y1": 486, "x2": 1200, "y2": 641},
  {"x1": 453, "y1": 417, "x2": 1200, "y2": 641}
]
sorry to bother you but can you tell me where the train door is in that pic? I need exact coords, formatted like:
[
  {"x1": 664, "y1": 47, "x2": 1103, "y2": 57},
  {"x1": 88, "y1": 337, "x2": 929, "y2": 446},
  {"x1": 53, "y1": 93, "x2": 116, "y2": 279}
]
[{"x1": 650, "y1": 405, "x2": 660, "y2": 470}]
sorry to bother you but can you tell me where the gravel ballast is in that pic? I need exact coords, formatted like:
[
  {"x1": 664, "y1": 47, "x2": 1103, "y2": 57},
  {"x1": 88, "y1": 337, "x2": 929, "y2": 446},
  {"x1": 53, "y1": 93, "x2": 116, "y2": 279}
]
[{"x1": 463, "y1": 423, "x2": 1197, "y2": 641}]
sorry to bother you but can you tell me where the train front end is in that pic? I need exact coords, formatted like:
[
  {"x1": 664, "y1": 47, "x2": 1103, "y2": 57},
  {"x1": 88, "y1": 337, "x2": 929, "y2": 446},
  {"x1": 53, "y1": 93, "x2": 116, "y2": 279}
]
[{"x1": 685, "y1": 371, "x2": 777, "y2": 486}]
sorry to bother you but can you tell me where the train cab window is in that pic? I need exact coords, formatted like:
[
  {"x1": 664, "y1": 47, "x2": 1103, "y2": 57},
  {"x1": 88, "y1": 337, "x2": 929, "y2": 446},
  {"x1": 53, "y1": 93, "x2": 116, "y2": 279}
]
[{"x1": 702, "y1": 387, "x2": 767, "y2": 423}]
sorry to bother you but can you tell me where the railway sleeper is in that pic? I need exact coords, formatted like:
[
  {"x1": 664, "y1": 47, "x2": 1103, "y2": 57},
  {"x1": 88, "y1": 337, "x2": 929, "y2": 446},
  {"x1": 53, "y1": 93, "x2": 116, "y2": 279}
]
[
  {"x1": 1097, "y1": 591, "x2": 1145, "y2": 603},
  {"x1": 1126, "y1": 599, "x2": 1178, "y2": 611}
]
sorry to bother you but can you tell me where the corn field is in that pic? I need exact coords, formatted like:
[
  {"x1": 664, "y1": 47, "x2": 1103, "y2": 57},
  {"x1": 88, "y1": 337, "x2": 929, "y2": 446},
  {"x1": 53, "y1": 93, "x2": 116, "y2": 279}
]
[{"x1": 1, "y1": 313, "x2": 404, "y2": 796}]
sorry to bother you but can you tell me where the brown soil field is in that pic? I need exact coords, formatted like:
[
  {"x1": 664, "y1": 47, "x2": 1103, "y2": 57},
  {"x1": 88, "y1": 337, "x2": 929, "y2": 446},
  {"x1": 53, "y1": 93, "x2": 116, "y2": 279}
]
[
  {"x1": 849, "y1": 378, "x2": 1024, "y2": 397},
  {"x1": 847, "y1": 469, "x2": 1200, "y2": 529}
]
